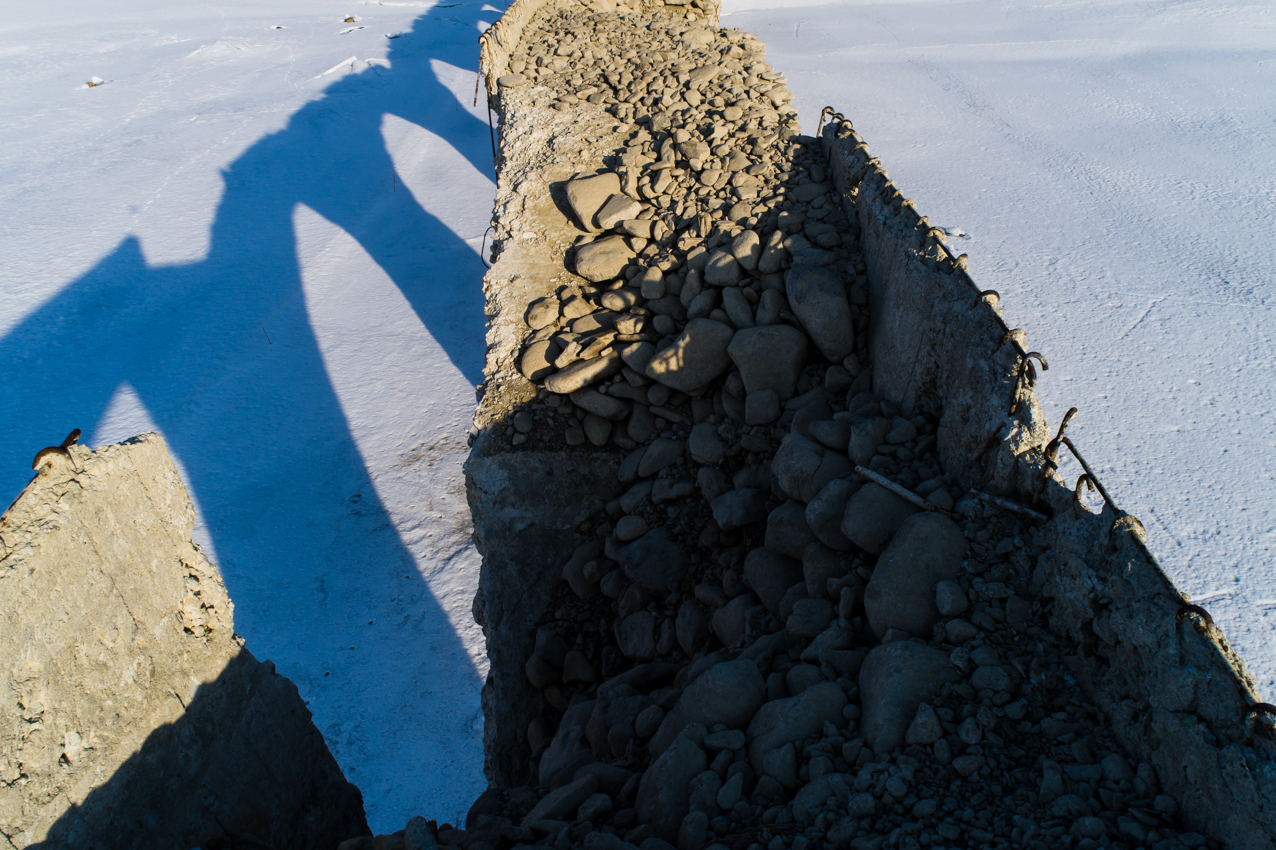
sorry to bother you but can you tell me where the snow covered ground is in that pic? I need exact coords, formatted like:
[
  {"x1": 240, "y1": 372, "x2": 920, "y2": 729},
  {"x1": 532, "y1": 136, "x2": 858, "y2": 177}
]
[{"x1": 2, "y1": 0, "x2": 1273, "y2": 835}]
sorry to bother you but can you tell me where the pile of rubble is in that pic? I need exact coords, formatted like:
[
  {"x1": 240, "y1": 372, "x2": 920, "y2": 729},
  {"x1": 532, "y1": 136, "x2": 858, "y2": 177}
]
[{"x1": 342, "y1": 1, "x2": 1228, "y2": 849}]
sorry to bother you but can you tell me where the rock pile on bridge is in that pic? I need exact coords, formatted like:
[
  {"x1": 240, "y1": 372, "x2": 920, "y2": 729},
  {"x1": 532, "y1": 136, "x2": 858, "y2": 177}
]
[{"x1": 346, "y1": 0, "x2": 1227, "y2": 848}]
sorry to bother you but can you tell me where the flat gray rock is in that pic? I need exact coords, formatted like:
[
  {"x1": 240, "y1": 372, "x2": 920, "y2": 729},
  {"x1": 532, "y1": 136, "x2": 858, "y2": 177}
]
[
  {"x1": 743, "y1": 548, "x2": 804, "y2": 613},
  {"x1": 727, "y1": 324, "x2": 808, "y2": 402},
  {"x1": 618, "y1": 528, "x2": 684, "y2": 595},
  {"x1": 544, "y1": 349, "x2": 624, "y2": 394},
  {"x1": 645, "y1": 319, "x2": 734, "y2": 392},
  {"x1": 703, "y1": 250, "x2": 741, "y2": 286},
  {"x1": 785, "y1": 264, "x2": 854, "y2": 362},
  {"x1": 711, "y1": 488, "x2": 768, "y2": 530},
  {"x1": 863, "y1": 512, "x2": 967, "y2": 638},
  {"x1": 636, "y1": 729, "x2": 707, "y2": 842},
  {"x1": 566, "y1": 173, "x2": 622, "y2": 231},
  {"x1": 858, "y1": 642, "x2": 960, "y2": 755},
  {"x1": 521, "y1": 774, "x2": 599, "y2": 827},
  {"x1": 650, "y1": 659, "x2": 765, "y2": 755},
  {"x1": 841, "y1": 483, "x2": 921, "y2": 554},
  {"x1": 805, "y1": 478, "x2": 859, "y2": 551},
  {"x1": 771, "y1": 433, "x2": 824, "y2": 503},
  {"x1": 688, "y1": 422, "x2": 724, "y2": 465},
  {"x1": 764, "y1": 500, "x2": 816, "y2": 560},
  {"x1": 575, "y1": 235, "x2": 636, "y2": 282},
  {"x1": 746, "y1": 682, "x2": 847, "y2": 772}
]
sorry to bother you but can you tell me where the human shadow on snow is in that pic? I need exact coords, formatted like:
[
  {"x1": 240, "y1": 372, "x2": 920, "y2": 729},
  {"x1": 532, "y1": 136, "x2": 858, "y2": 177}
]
[{"x1": 1, "y1": 0, "x2": 499, "y2": 829}]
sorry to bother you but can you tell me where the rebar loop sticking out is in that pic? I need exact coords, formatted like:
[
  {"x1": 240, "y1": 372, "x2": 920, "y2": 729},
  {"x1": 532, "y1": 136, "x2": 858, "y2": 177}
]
[
  {"x1": 1177, "y1": 603, "x2": 1215, "y2": 626},
  {"x1": 1034, "y1": 406, "x2": 1079, "y2": 504},
  {"x1": 1072, "y1": 474, "x2": 1096, "y2": 518}
]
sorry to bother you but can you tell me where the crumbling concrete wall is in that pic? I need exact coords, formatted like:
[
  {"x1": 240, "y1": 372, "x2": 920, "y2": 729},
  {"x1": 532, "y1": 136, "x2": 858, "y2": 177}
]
[
  {"x1": 0, "y1": 433, "x2": 368, "y2": 849},
  {"x1": 824, "y1": 122, "x2": 1276, "y2": 846}
]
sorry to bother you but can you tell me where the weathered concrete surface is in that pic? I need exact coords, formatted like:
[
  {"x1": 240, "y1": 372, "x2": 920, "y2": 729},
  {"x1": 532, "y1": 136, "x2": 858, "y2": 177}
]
[{"x1": 0, "y1": 433, "x2": 366, "y2": 849}]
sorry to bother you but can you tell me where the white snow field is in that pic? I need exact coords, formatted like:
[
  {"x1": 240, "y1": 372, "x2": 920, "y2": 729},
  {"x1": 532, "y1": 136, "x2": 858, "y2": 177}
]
[{"x1": 1, "y1": 0, "x2": 1273, "y2": 835}]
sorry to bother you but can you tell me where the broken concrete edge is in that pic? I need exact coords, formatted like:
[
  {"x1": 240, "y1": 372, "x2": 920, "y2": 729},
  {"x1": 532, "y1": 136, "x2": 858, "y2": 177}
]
[
  {"x1": 821, "y1": 124, "x2": 1276, "y2": 845},
  {"x1": 0, "y1": 432, "x2": 368, "y2": 849}
]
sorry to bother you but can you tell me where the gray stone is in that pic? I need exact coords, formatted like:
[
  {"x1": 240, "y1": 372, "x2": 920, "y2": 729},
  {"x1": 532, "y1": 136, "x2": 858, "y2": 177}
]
[
  {"x1": 793, "y1": 773, "x2": 851, "y2": 824},
  {"x1": 635, "y1": 705, "x2": 665, "y2": 739},
  {"x1": 638, "y1": 438, "x2": 685, "y2": 477},
  {"x1": 617, "y1": 611, "x2": 657, "y2": 660},
  {"x1": 540, "y1": 700, "x2": 595, "y2": 787},
  {"x1": 637, "y1": 730, "x2": 708, "y2": 841},
  {"x1": 858, "y1": 642, "x2": 960, "y2": 754},
  {"x1": 712, "y1": 593, "x2": 756, "y2": 647},
  {"x1": 704, "y1": 250, "x2": 741, "y2": 286},
  {"x1": 744, "y1": 389, "x2": 779, "y2": 425},
  {"x1": 784, "y1": 264, "x2": 854, "y2": 362},
  {"x1": 792, "y1": 182, "x2": 830, "y2": 203},
  {"x1": 904, "y1": 703, "x2": 944, "y2": 746},
  {"x1": 802, "y1": 542, "x2": 844, "y2": 598},
  {"x1": 678, "y1": 810, "x2": 710, "y2": 850},
  {"x1": 571, "y1": 388, "x2": 631, "y2": 421},
  {"x1": 784, "y1": 663, "x2": 824, "y2": 696},
  {"x1": 765, "y1": 501, "x2": 816, "y2": 559},
  {"x1": 525, "y1": 296, "x2": 560, "y2": 330},
  {"x1": 885, "y1": 417, "x2": 917, "y2": 444},
  {"x1": 805, "y1": 478, "x2": 859, "y2": 551},
  {"x1": 566, "y1": 173, "x2": 622, "y2": 231},
  {"x1": 727, "y1": 324, "x2": 808, "y2": 402},
  {"x1": 840, "y1": 483, "x2": 921, "y2": 554},
  {"x1": 522, "y1": 774, "x2": 600, "y2": 827},
  {"x1": 620, "y1": 341, "x2": 657, "y2": 374},
  {"x1": 863, "y1": 513, "x2": 968, "y2": 638},
  {"x1": 946, "y1": 618, "x2": 978, "y2": 644},
  {"x1": 809, "y1": 451, "x2": 854, "y2": 501},
  {"x1": 600, "y1": 288, "x2": 642, "y2": 312},
  {"x1": 521, "y1": 339, "x2": 562, "y2": 382},
  {"x1": 576, "y1": 235, "x2": 637, "y2": 282},
  {"x1": 597, "y1": 194, "x2": 644, "y2": 230},
  {"x1": 743, "y1": 548, "x2": 804, "y2": 613},
  {"x1": 646, "y1": 319, "x2": 735, "y2": 392},
  {"x1": 676, "y1": 601, "x2": 710, "y2": 655},
  {"x1": 772, "y1": 433, "x2": 824, "y2": 503},
  {"x1": 935, "y1": 580, "x2": 968, "y2": 618},
  {"x1": 545, "y1": 349, "x2": 624, "y2": 394},
  {"x1": 808, "y1": 420, "x2": 851, "y2": 453},
  {"x1": 618, "y1": 528, "x2": 685, "y2": 595},
  {"x1": 578, "y1": 792, "x2": 614, "y2": 823},
  {"x1": 702, "y1": 729, "x2": 746, "y2": 752},
  {"x1": 753, "y1": 290, "x2": 788, "y2": 327},
  {"x1": 761, "y1": 742, "x2": 798, "y2": 787},
  {"x1": 786, "y1": 598, "x2": 835, "y2": 638},
  {"x1": 758, "y1": 229, "x2": 787, "y2": 274},
  {"x1": 497, "y1": 73, "x2": 527, "y2": 88},
  {"x1": 730, "y1": 230, "x2": 762, "y2": 272},
  {"x1": 615, "y1": 515, "x2": 650, "y2": 542},
  {"x1": 971, "y1": 665, "x2": 1012, "y2": 692},
  {"x1": 847, "y1": 417, "x2": 890, "y2": 466},
  {"x1": 721, "y1": 287, "x2": 754, "y2": 330},
  {"x1": 688, "y1": 772, "x2": 721, "y2": 816},
  {"x1": 688, "y1": 422, "x2": 725, "y2": 465},
  {"x1": 747, "y1": 682, "x2": 847, "y2": 772},
  {"x1": 651, "y1": 660, "x2": 765, "y2": 755},
  {"x1": 711, "y1": 488, "x2": 768, "y2": 530}
]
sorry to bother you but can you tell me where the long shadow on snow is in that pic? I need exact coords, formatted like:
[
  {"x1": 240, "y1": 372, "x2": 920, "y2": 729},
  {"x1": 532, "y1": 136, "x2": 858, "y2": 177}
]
[{"x1": 0, "y1": 2, "x2": 499, "y2": 827}]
